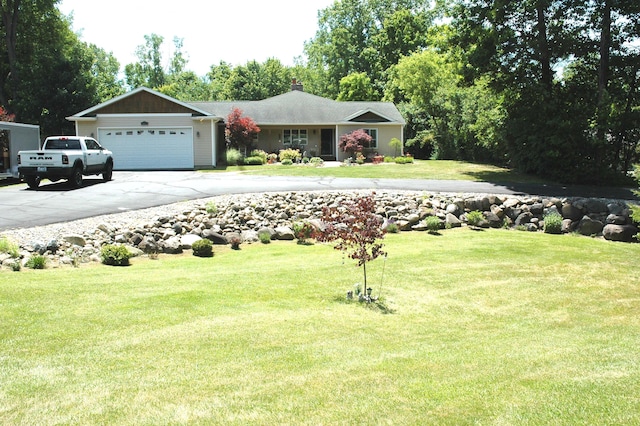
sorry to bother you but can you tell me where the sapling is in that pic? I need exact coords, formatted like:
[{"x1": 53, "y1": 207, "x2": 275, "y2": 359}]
[{"x1": 314, "y1": 194, "x2": 386, "y2": 299}]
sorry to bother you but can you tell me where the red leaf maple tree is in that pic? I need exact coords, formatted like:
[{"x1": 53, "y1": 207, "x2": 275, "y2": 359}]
[
  {"x1": 314, "y1": 194, "x2": 386, "y2": 298},
  {"x1": 225, "y1": 108, "x2": 260, "y2": 154}
]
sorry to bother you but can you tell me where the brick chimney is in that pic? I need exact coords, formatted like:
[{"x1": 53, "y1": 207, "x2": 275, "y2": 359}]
[{"x1": 291, "y1": 78, "x2": 304, "y2": 92}]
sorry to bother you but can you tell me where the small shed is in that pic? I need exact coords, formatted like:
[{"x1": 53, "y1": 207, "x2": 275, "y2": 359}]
[{"x1": 0, "y1": 121, "x2": 41, "y2": 179}]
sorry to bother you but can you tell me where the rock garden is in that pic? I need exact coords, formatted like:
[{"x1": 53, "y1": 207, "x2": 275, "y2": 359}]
[{"x1": 1, "y1": 190, "x2": 638, "y2": 270}]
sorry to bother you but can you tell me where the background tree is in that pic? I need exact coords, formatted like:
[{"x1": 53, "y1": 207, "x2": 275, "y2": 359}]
[
  {"x1": 304, "y1": 0, "x2": 438, "y2": 98},
  {"x1": 337, "y1": 72, "x2": 377, "y2": 101},
  {"x1": 225, "y1": 107, "x2": 260, "y2": 155},
  {"x1": 124, "y1": 33, "x2": 166, "y2": 89},
  {"x1": 314, "y1": 194, "x2": 386, "y2": 299}
]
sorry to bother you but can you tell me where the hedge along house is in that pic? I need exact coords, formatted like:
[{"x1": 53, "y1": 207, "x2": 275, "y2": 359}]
[{"x1": 67, "y1": 83, "x2": 406, "y2": 170}]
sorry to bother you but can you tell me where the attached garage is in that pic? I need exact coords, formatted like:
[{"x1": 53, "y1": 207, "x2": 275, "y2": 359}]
[{"x1": 99, "y1": 127, "x2": 194, "y2": 170}]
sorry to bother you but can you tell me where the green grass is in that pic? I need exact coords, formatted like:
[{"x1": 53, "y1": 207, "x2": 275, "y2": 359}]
[
  {"x1": 2, "y1": 230, "x2": 640, "y2": 424},
  {"x1": 210, "y1": 159, "x2": 548, "y2": 183}
]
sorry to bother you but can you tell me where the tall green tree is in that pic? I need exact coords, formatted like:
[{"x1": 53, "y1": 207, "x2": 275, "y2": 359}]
[
  {"x1": 1, "y1": 1, "x2": 120, "y2": 135},
  {"x1": 124, "y1": 33, "x2": 166, "y2": 89},
  {"x1": 304, "y1": 0, "x2": 438, "y2": 98}
]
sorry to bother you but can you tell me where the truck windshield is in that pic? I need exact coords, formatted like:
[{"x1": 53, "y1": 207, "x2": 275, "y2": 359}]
[{"x1": 45, "y1": 139, "x2": 81, "y2": 150}]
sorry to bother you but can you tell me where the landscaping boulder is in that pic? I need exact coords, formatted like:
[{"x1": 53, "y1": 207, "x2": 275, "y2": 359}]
[
  {"x1": 161, "y1": 236, "x2": 183, "y2": 254},
  {"x1": 603, "y1": 224, "x2": 638, "y2": 242},
  {"x1": 274, "y1": 226, "x2": 295, "y2": 240},
  {"x1": 64, "y1": 234, "x2": 86, "y2": 247},
  {"x1": 180, "y1": 234, "x2": 202, "y2": 249},
  {"x1": 578, "y1": 216, "x2": 604, "y2": 236},
  {"x1": 562, "y1": 204, "x2": 583, "y2": 221},
  {"x1": 445, "y1": 213, "x2": 462, "y2": 228}
]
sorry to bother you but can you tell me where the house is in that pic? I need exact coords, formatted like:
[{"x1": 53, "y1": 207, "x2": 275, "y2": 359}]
[{"x1": 67, "y1": 82, "x2": 406, "y2": 170}]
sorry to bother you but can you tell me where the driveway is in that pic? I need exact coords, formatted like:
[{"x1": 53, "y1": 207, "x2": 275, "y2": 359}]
[{"x1": 0, "y1": 171, "x2": 637, "y2": 231}]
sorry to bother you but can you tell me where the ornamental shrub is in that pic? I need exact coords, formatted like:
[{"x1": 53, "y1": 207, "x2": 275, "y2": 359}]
[
  {"x1": 543, "y1": 212, "x2": 563, "y2": 234},
  {"x1": 244, "y1": 156, "x2": 264, "y2": 165},
  {"x1": 0, "y1": 236, "x2": 19, "y2": 258},
  {"x1": 192, "y1": 239, "x2": 213, "y2": 257},
  {"x1": 279, "y1": 148, "x2": 301, "y2": 162},
  {"x1": 309, "y1": 157, "x2": 324, "y2": 167},
  {"x1": 424, "y1": 216, "x2": 442, "y2": 233},
  {"x1": 226, "y1": 148, "x2": 244, "y2": 166},
  {"x1": 101, "y1": 244, "x2": 132, "y2": 266},
  {"x1": 281, "y1": 159, "x2": 293, "y2": 166},
  {"x1": 466, "y1": 210, "x2": 484, "y2": 228},
  {"x1": 25, "y1": 255, "x2": 46, "y2": 269},
  {"x1": 258, "y1": 231, "x2": 272, "y2": 244},
  {"x1": 250, "y1": 149, "x2": 268, "y2": 164},
  {"x1": 293, "y1": 221, "x2": 314, "y2": 244}
]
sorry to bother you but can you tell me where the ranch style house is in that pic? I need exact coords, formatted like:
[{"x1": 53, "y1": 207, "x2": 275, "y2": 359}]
[{"x1": 67, "y1": 82, "x2": 406, "y2": 170}]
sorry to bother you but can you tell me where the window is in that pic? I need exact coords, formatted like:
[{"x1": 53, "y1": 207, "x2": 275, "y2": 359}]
[
  {"x1": 363, "y1": 128, "x2": 378, "y2": 149},
  {"x1": 283, "y1": 129, "x2": 308, "y2": 146}
]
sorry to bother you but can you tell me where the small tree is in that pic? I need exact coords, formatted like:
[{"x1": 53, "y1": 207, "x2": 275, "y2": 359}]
[
  {"x1": 339, "y1": 129, "x2": 372, "y2": 158},
  {"x1": 225, "y1": 107, "x2": 260, "y2": 156},
  {"x1": 389, "y1": 137, "x2": 402, "y2": 157},
  {"x1": 314, "y1": 194, "x2": 386, "y2": 299}
]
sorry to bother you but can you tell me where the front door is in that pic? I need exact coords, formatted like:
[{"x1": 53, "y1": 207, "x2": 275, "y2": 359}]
[{"x1": 320, "y1": 129, "x2": 335, "y2": 160}]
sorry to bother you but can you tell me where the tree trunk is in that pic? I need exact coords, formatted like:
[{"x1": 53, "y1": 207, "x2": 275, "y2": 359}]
[
  {"x1": 1, "y1": 0, "x2": 21, "y2": 112},
  {"x1": 536, "y1": 2, "x2": 553, "y2": 94},
  {"x1": 598, "y1": 0, "x2": 611, "y2": 104}
]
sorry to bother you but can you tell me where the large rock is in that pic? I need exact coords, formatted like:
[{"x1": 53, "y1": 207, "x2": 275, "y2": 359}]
[
  {"x1": 578, "y1": 216, "x2": 604, "y2": 236},
  {"x1": 180, "y1": 234, "x2": 202, "y2": 249},
  {"x1": 603, "y1": 224, "x2": 638, "y2": 242},
  {"x1": 274, "y1": 226, "x2": 295, "y2": 240},
  {"x1": 562, "y1": 204, "x2": 583, "y2": 221},
  {"x1": 161, "y1": 236, "x2": 183, "y2": 254},
  {"x1": 445, "y1": 213, "x2": 462, "y2": 228},
  {"x1": 202, "y1": 229, "x2": 227, "y2": 245},
  {"x1": 64, "y1": 234, "x2": 86, "y2": 247}
]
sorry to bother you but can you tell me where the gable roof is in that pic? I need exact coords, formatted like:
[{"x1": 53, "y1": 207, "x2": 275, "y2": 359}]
[
  {"x1": 190, "y1": 91, "x2": 406, "y2": 125},
  {"x1": 69, "y1": 87, "x2": 216, "y2": 118},
  {"x1": 68, "y1": 87, "x2": 405, "y2": 126}
]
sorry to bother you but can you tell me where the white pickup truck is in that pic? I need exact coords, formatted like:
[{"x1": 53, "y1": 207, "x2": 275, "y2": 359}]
[{"x1": 17, "y1": 136, "x2": 114, "y2": 189}]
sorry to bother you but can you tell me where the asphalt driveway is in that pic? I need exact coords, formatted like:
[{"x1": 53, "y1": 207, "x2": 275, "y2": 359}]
[{"x1": 0, "y1": 171, "x2": 637, "y2": 231}]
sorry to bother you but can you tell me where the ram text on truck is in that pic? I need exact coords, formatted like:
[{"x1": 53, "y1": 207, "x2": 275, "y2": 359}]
[{"x1": 17, "y1": 136, "x2": 114, "y2": 189}]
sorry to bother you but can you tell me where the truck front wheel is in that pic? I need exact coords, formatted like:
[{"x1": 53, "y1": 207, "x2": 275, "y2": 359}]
[
  {"x1": 103, "y1": 161, "x2": 113, "y2": 182},
  {"x1": 25, "y1": 176, "x2": 41, "y2": 189},
  {"x1": 69, "y1": 166, "x2": 83, "y2": 188}
]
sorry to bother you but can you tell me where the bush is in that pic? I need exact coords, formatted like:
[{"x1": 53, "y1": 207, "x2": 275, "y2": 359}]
[
  {"x1": 258, "y1": 231, "x2": 272, "y2": 244},
  {"x1": 244, "y1": 156, "x2": 264, "y2": 165},
  {"x1": 293, "y1": 221, "x2": 314, "y2": 244},
  {"x1": 386, "y1": 222, "x2": 399, "y2": 233},
  {"x1": 384, "y1": 156, "x2": 394, "y2": 163},
  {"x1": 281, "y1": 159, "x2": 293, "y2": 166},
  {"x1": 0, "y1": 236, "x2": 19, "y2": 258},
  {"x1": 279, "y1": 148, "x2": 301, "y2": 162},
  {"x1": 226, "y1": 148, "x2": 244, "y2": 166},
  {"x1": 101, "y1": 244, "x2": 132, "y2": 266},
  {"x1": 424, "y1": 216, "x2": 442, "y2": 233},
  {"x1": 250, "y1": 149, "x2": 268, "y2": 164},
  {"x1": 309, "y1": 157, "x2": 324, "y2": 167},
  {"x1": 25, "y1": 255, "x2": 46, "y2": 269},
  {"x1": 394, "y1": 156, "x2": 414, "y2": 164},
  {"x1": 543, "y1": 212, "x2": 563, "y2": 234},
  {"x1": 466, "y1": 210, "x2": 484, "y2": 228},
  {"x1": 192, "y1": 239, "x2": 214, "y2": 257}
]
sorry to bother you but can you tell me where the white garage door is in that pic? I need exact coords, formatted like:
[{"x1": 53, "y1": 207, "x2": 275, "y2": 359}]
[{"x1": 99, "y1": 128, "x2": 194, "y2": 170}]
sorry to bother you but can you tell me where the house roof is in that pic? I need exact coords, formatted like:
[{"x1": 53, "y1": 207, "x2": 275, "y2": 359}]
[
  {"x1": 68, "y1": 87, "x2": 406, "y2": 126},
  {"x1": 191, "y1": 90, "x2": 406, "y2": 125},
  {"x1": 68, "y1": 87, "x2": 217, "y2": 119}
]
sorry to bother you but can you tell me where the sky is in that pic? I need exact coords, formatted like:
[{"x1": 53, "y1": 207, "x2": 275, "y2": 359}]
[{"x1": 58, "y1": 0, "x2": 336, "y2": 76}]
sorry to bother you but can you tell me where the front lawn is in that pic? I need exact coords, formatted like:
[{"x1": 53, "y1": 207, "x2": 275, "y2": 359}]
[
  {"x1": 2, "y1": 230, "x2": 639, "y2": 424},
  {"x1": 213, "y1": 159, "x2": 549, "y2": 184}
]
